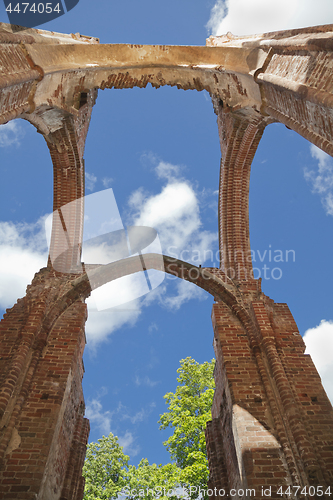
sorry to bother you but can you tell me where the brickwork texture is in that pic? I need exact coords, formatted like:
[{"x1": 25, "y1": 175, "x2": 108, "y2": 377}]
[{"x1": 0, "y1": 21, "x2": 332, "y2": 500}]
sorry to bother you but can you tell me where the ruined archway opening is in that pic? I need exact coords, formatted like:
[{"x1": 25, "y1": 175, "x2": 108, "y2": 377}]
[
  {"x1": 0, "y1": 118, "x2": 52, "y2": 320},
  {"x1": 248, "y1": 122, "x2": 333, "y2": 336},
  {"x1": 0, "y1": 118, "x2": 53, "y2": 224},
  {"x1": 80, "y1": 84, "x2": 221, "y2": 463}
]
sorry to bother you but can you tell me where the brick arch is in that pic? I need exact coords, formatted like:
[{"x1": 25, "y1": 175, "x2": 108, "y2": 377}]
[
  {"x1": 24, "y1": 95, "x2": 268, "y2": 282},
  {"x1": 0, "y1": 253, "x2": 258, "y2": 499},
  {"x1": 22, "y1": 41, "x2": 263, "y2": 114},
  {"x1": 41, "y1": 254, "x2": 265, "y2": 397},
  {"x1": 29, "y1": 255, "x2": 263, "y2": 383},
  {"x1": 28, "y1": 257, "x2": 239, "y2": 338},
  {"x1": 2, "y1": 23, "x2": 333, "y2": 278},
  {"x1": 22, "y1": 92, "x2": 266, "y2": 282},
  {"x1": 24, "y1": 250, "x2": 328, "y2": 491},
  {"x1": 61, "y1": 255, "x2": 238, "y2": 308}
]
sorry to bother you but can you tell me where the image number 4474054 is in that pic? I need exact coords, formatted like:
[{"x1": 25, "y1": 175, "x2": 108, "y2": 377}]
[{"x1": 4, "y1": 0, "x2": 80, "y2": 29}]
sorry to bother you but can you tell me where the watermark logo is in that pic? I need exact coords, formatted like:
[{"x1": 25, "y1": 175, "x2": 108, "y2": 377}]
[
  {"x1": 3, "y1": 0, "x2": 80, "y2": 29},
  {"x1": 166, "y1": 245, "x2": 295, "y2": 281},
  {"x1": 45, "y1": 188, "x2": 165, "y2": 310}
]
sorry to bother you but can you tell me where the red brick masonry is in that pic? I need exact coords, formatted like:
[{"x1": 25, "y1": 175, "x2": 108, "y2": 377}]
[{"x1": 0, "y1": 22, "x2": 333, "y2": 500}]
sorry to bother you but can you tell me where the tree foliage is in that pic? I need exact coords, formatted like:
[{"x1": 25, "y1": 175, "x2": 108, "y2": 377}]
[
  {"x1": 126, "y1": 459, "x2": 181, "y2": 500},
  {"x1": 83, "y1": 357, "x2": 215, "y2": 500},
  {"x1": 159, "y1": 357, "x2": 215, "y2": 467},
  {"x1": 158, "y1": 357, "x2": 215, "y2": 497}
]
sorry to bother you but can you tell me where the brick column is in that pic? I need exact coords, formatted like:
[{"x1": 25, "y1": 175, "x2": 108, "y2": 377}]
[
  {"x1": 215, "y1": 103, "x2": 269, "y2": 280},
  {"x1": 0, "y1": 269, "x2": 89, "y2": 500},
  {"x1": 206, "y1": 289, "x2": 333, "y2": 499}
]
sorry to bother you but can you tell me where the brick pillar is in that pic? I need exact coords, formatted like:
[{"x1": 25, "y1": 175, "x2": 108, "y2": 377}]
[
  {"x1": 206, "y1": 285, "x2": 333, "y2": 499},
  {"x1": 0, "y1": 269, "x2": 89, "y2": 500},
  {"x1": 25, "y1": 87, "x2": 97, "y2": 275},
  {"x1": 214, "y1": 103, "x2": 271, "y2": 280},
  {"x1": 0, "y1": 82, "x2": 97, "y2": 497}
]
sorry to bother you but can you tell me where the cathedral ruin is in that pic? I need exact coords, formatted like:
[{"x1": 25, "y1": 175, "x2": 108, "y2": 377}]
[{"x1": 0, "y1": 21, "x2": 333, "y2": 499}]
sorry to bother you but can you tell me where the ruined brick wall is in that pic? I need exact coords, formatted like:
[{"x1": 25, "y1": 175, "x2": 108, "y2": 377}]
[
  {"x1": 0, "y1": 269, "x2": 89, "y2": 500},
  {"x1": 202, "y1": 32, "x2": 333, "y2": 494},
  {"x1": 205, "y1": 81, "x2": 333, "y2": 499},
  {"x1": 0, "y1": 27, "x2": 97, "y2": 497},
  {"x1": 207, "y1": 25, "x2": 333, "y2": 157},
  {"x1": 205, "y1": 285, "x2": 333, "y2": 499},
  {"x1": 1, "y1": 21, "x2": 333, "y2": 500}
]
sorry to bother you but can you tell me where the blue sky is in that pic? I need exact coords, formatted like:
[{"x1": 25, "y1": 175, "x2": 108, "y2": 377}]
[{"x1": 0, "y1": 0, "x2": 333, "y2": 465}]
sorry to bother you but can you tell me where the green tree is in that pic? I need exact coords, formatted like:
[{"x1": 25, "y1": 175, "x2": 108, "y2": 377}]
[
  {"x1": 159, "y1": 357, "x2": 215, "y2": 498},
  {"x1": 83, "y1": 357, "x2": 215, "y2": 500},
  {"x1": 83, "y1": 433, "x2": 129, "y2": 500},
  {"x1": 125, "y1": 459, "x2": 181, "y2": 500}
]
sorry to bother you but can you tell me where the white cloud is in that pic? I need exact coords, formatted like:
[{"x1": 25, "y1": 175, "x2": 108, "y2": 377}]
[
  {"x1": 304, "y1": 320, "x2": 333, "y2": 404},
  {"x1": 85, "y1": 393, "x2": 140, "y2": 455},
  {"x1": 304, "y1": 145, "x2": 333, "y2": 216},
  {"x1": 310, "y1": 145, "x2": 332, "y2": 172},
  {"x1": 125, "y1": 157, "x2": 218, "y2": 311},
  {"x1": 135, "y1": 375, "x2": 160, "y2": 388},
  {"x1": 124, "y1": 408, "x2": 146, "y2": 424},
  {"x1": 85, "y1": 396, "x2": 156, "y2": 456},
  {"x1": 118, "y1": 431, "x2": 140, "y2": 456},
  {"x1": 148, "y1": 322, "x2": 158, "y2": 333},
  {"x1": 155, "y1": 161, "x2": 182, "y2": 182},
  {"x1": 206, "y1": 0, "x2": 227, "y2": 36},
  {"x1": 102, "y1": 177, "x2": 113, "y2": 188},
  {"x1": 147, "y1": 347, "x2": 160, "y2": 370},
  {"x1": 0, "y1": 121, "x2": 24, "y2": 147},
  {"x1": 122, "y1": 402, "x2": 156, "y2": 425},
  {"x1": 85, "y1": 398, "x2": 112, "y2": 435},
  {"x1": 164, "y1": 279, "x2": 208, "y2": 310},
  {"x1": 93, "y1": 157, "x2": 216, "y2": 338},
  {"x1": 85, "y1": 172, "x2": 97, "y2": 191},
  {"x1": 0, "y1": 219, "x2": 48, "y2": 309},
  {"x1": 85, "y1": 299, "x2": 141, "y2": 348},
  {"x1": 207, "y1": 0, "x2": 333, "y2": 37},
  {"x1": 128, "y1": 159, "x2": 218, "y2": 264},
  {"x1": 132, "y1": 181, "x2": 199, "y2": 248}
]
